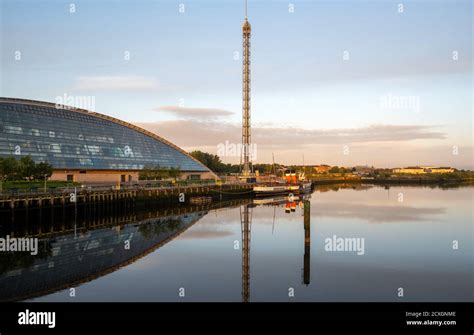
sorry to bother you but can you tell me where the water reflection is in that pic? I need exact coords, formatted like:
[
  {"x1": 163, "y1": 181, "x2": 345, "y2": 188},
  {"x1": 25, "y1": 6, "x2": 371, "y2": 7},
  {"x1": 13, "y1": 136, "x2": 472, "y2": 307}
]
[
  {"x1": 240, "y1": 195, "x2": 312, "y2": 302},
  {"x1": 240, "y1": 204, "x2": 251, "y2": 303},
  {"x1": 0, "y1": 184, "x2": 472, "y2": 302},
  {"x1": 303, "y1": 199, "x2": 310, "y2": 286},
  {"x1": 0, "y1": 200, "x2": 249, "y2": 302}
]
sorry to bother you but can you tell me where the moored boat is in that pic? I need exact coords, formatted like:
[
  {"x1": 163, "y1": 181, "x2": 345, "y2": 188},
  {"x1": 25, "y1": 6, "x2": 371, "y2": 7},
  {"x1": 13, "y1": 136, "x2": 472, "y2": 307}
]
[
  {"x1": 299, "y1": 181, "x2": 312, "y2": 193},
  {"x1": 253, "y1": 184, "x2": 299, "y2": 196},
  {"x1": 253, "y1": 169, "x2": 312, "y2": 196}
]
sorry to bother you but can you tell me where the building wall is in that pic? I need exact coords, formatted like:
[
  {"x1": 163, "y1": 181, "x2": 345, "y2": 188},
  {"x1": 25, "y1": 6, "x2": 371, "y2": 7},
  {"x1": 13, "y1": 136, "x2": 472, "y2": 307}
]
[
  {"x1": 393, "y1": 167, "x2": 454, "y2": 174},
  {"x1": 426, "y1": 168, "x2": 455, "y2": 174},
  {"x1": 51, "y1": 170, "x2": 139, "y2": 184},
  {"x1": 393, "y1": 168, "x2": 426, "y2": 174},
  {"x1": 51, "y1": 170, "x2": 217, "y2": 184}
]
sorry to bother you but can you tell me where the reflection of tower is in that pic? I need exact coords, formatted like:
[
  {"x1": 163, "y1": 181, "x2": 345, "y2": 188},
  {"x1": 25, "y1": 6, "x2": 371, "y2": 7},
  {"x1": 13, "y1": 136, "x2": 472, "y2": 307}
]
[
  {"x1": 303, "y1": 200, "x2": 311, "y2": 286},
  {"x1": 241, "y1": 1, "x2": 251, "y2": 176},
  {"x1": 240, "y1": 204, "x2": 252, "y2": 302}
]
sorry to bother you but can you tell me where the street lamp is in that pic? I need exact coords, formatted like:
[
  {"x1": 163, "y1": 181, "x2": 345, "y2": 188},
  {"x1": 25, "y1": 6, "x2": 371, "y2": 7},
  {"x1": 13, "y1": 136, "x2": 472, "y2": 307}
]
[{"x1": 44, "y1": 174, "x2": 48, "y2": 193}]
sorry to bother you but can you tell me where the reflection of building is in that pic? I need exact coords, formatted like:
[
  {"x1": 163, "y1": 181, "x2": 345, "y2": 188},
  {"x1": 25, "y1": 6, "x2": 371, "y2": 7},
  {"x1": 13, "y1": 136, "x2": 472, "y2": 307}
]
[
  {"x1": 0, "y1": 210, "x2": 207, "y2": 302},
  {"x1": 0, "y1": 98, "x2": 216, "y2": 183},
  {"x1": 393, "y1": 166, "x2": 455, "y2": 174}
]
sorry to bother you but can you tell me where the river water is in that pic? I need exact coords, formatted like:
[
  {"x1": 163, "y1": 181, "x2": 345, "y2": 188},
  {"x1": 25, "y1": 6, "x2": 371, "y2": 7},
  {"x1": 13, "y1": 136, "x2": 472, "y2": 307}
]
[{"x1": 0, "y1": 184, "x2": 472, "y2": 302}]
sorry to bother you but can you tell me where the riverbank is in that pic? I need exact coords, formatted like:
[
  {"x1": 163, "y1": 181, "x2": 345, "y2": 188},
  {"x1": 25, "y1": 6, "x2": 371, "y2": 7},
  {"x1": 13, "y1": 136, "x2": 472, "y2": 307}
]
[
  {"x1": 0, "y1": 183, "x2": 254, "y2": 210},
  {"x1": 2, "y1": 175, "x2": 472, "y2": 211},
  {"x1": 309, "y1": 172, "x2": 474, "y2": 186}
]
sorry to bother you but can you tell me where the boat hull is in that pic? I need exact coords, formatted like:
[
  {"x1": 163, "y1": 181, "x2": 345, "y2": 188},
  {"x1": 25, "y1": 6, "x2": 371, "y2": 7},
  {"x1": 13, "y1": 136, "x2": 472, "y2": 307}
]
[{"x1": 253, "y1": 185, "x2": 301, "y2": 197}]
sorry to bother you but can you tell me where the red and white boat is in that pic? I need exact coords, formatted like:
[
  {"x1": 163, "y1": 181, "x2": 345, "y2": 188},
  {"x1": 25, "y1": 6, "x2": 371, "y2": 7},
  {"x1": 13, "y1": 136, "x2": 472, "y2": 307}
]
[{"x1": 253, "y1": 170, "x2": 312, "y2": 196}]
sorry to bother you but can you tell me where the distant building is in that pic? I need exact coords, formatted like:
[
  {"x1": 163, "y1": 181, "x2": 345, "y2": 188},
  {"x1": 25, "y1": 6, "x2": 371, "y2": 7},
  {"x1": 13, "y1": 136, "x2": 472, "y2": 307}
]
[
  {"x1": 423, "y1": 167, "x2": 455, "y2": 174},
  {"x1": 353, "y1": 165, "x2": 374, "y2": 176},
  {"x1": 393, "y1": 166, "x2": 455, "y2": 174},
  {"x1": 313, "y1": 165, "x2": 331, "y2": 174},
  {"x1": 0, "y1": 98, "x2": 217, "y2": 183},
  {"x1": 392, "y1": 167, "x2": 426, "y2": 174}
]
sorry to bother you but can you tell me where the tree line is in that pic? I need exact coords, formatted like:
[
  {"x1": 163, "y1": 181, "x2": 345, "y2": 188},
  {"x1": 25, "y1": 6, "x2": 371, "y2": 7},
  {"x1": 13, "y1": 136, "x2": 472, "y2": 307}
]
[
  {"x1": 189, "y1": 150, "x2": 286, "y2": 175},
  {"x1": 189, "y1": 151, "x2": 240, "y2": 174},
  {"x1": 0, "y1": 156, "x2": 53, "y2": 181}
]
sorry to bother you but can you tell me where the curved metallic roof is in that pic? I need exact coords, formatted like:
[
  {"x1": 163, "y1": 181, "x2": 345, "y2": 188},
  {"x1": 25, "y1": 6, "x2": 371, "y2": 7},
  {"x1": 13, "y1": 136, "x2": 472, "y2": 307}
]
[{"x1": 0, "y1": 97, "x2": 216, "y2": 176}]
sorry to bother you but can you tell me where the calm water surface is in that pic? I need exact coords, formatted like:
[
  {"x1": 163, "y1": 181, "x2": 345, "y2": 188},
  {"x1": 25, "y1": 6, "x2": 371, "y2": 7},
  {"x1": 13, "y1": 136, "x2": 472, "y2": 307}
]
[{"x1": 0, "y1": 184, "x2": 472, "y2": 302}]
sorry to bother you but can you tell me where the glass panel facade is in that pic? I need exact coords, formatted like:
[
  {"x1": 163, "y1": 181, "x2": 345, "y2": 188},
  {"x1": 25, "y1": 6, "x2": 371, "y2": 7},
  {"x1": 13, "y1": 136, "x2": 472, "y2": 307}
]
[{"x1": 0, "y1": 101, "x2": 208, "y2": 172}]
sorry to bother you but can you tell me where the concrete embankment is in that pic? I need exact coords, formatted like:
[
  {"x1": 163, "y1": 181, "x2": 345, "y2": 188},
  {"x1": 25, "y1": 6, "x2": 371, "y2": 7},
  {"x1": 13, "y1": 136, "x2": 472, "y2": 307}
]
[{"x1": 0, "y1": 184, "x2": 255, "y2": 210}]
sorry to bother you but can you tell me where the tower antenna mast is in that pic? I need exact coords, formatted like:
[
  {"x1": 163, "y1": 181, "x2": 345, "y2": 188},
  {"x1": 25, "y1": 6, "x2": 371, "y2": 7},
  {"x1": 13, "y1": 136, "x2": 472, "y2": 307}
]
[{"x1": 241, "y1": 0, "x2": 252, "y2": 177}]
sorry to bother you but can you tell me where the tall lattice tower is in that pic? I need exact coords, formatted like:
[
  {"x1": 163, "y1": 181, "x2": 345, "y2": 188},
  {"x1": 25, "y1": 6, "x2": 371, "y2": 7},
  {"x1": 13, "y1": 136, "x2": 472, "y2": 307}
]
[{"x1": 241, "y1": 1, "x2": 252, "y2": 176}]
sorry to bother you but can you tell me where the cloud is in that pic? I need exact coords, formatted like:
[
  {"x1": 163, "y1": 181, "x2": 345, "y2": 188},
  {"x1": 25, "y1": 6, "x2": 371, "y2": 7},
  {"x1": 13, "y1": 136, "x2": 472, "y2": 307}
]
[
  {"x1": 135, "y1": 120, "x2": 446, "y2": 147},
  {"x1": 76, "y1": 76, "x2": 158, "y2": 91},
  {"x1": 136, "y1": 120, "x2": 238, "y2": 146},
  {"x1": 255, "y1": 124, "x2": 446, "y2": 146},
  {"x1": 134, "y1": 119, "x2": 473, "y2": 167},
  {"x1": 156, "y1": 106, "x2": 233, "y2": 119}
]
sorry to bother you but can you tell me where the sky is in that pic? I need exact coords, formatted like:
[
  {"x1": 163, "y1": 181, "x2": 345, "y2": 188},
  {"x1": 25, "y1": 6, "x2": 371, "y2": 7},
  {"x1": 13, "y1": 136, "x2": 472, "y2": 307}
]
[{"x1": 1, "y1": 0, "x2": 473, "y2": 168}]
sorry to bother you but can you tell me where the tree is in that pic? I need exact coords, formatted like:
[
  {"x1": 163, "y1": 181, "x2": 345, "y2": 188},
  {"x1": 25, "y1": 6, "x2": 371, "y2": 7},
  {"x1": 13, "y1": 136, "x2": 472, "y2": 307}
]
[
  {"x1": 329, "y1": 166, "x2": 341, "y2": 173},
  {"x1": 168, "y1": 167, "x2": 182, "y2": 181},
  {"x1": 19, "y1": 156, "x2": 37, "y2": 181},
  {"x1": 139, "y1": 164, "x2": 155, "y2": 180},
  {"x1": 33, "y1": 162, "x2": 53, "y2": 180},
  {"x1": 0, "y1": 157, "x2": 19, "y2": 181},
  {"x1": 189, "y1": 150, "x2": 285, "y2": 175},
  {"x1": 190, "y1": 150, "x2": 227, "y2": 173},
  {"x1": 0, "y1": 156, "x2": 53, "y2": 181}
]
